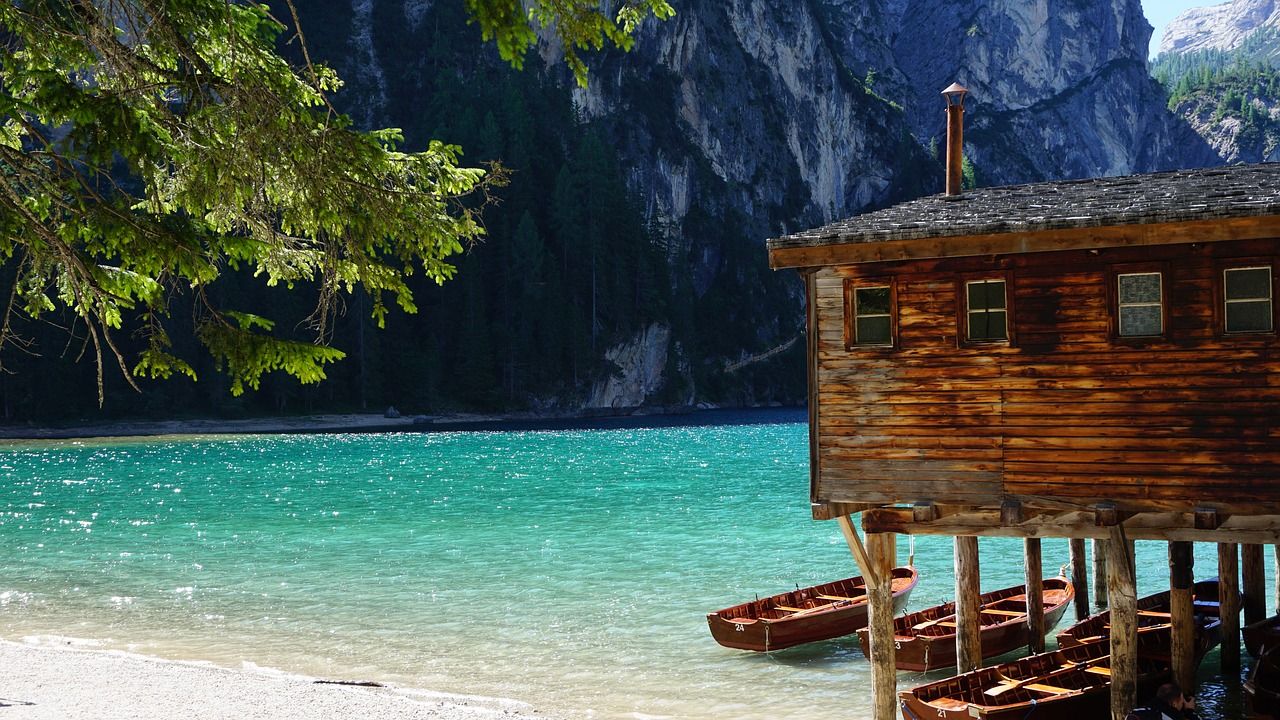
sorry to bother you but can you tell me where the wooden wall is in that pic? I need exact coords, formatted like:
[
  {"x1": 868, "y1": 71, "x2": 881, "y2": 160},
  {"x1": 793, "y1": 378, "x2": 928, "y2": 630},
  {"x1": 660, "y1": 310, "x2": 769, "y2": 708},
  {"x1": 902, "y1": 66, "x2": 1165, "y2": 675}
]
[{"x1": 811, "y1": 237, "x2": 1280, "y2": 515}]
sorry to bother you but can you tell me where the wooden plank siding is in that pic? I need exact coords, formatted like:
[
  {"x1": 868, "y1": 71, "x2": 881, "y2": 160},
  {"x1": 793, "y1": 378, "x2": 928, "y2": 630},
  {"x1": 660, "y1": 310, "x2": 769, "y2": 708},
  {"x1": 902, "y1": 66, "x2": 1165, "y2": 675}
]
[{"x1": 812, "y1": 238, "x2": 1280, "y2": 514}]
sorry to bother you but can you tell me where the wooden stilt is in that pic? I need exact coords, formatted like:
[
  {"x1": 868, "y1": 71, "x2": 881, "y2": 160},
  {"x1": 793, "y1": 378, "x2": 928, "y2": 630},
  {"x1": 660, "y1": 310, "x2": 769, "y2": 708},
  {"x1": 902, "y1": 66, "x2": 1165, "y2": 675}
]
[
  {"x1": 955, "y1": 535, "x2": 982, "y2": 672},
  {"x1": 1169, "y1": 541, "x2": 1195, "y2": 692},
  {"x1": 1069, "y1": 538, "x2": 1089, "y2": 622},
  {"x1": 1108, "y1": 528, "x2": 1137, "y2": 720},
  {"x1": 1243, "y1": 543, "x2": 1266, "y2": 626},
  {"x1": 1025, "y1": 538, "x2": 1044, "y2": 652},
  {"x1": 866, "y1": 532, "x2": 897, "y2": 720},
  {"x1": 836, "y1": 515, "x2": 874, "y2": 583},
  {"x1": 1219, "y1": 542, "x2": 1241, "y2": 676},
  {"x1": 1093, "y1": 537, "x2": 1109, "y2": 608}
]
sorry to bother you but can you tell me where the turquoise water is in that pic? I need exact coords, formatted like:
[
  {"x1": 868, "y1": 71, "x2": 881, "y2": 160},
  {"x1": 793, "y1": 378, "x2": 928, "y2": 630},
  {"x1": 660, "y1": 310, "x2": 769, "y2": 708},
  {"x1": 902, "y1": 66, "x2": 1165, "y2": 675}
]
[{"x1": 0, "y1": 415, "x2": 1267, "y2": 718}]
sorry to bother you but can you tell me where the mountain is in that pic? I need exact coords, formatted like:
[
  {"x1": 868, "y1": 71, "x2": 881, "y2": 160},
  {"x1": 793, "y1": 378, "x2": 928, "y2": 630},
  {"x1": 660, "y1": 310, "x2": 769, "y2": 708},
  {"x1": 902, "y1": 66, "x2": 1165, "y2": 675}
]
[
  {"x1": 1159, "y1": 0, "x2": 1280, "y2": 56},
  {"x1": 1154, "y1": 0, "x2": 1280, "y2": 164},
  {"x1": 0, "y1": 0, "x2": 1223, "y2": 422}
]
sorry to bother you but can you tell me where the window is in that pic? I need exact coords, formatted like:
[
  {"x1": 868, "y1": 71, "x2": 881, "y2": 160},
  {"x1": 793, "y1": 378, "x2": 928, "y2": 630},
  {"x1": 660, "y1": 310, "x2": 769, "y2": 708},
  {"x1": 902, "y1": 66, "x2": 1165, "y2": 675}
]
[
  {"x1": 1224, "y1": 266, "x2": 1273, "y2": 333},
  {"x1": 852, "y1": 285, "x2": 892, "y2": 346},
  {"x1": 965, "y1": 279, "x2": 1007, "y2": 341},
  {"x1": 1117, "y1": 272, "x2": 1163, "y2": 337}
]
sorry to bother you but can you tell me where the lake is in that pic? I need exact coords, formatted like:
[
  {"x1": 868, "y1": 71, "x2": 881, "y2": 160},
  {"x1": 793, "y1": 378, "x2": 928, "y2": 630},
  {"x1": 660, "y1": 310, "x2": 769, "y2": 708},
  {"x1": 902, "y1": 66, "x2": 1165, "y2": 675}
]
[{"x1": 0, "y1": 411, "x2": 1264, "y2": 718}]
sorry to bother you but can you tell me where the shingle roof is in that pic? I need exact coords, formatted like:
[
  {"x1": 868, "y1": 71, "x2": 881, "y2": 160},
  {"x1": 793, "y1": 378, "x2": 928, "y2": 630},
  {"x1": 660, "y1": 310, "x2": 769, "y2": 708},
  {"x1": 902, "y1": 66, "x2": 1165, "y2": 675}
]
[{"x1": 767, "y1": 163, "x2": 1280, "y2": 251}]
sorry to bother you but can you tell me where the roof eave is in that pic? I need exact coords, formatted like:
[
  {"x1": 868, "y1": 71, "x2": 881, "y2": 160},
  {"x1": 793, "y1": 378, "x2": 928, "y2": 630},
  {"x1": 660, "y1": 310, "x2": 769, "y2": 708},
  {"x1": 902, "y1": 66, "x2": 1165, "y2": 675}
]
[{"x1": 767, "y1": 214, "x2": 1280, "y2": 271}]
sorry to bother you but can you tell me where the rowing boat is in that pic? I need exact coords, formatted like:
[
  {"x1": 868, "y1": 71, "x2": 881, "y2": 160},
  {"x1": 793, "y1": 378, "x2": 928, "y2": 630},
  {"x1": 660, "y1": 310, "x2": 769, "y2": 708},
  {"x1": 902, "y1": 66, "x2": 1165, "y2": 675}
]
[
  {"x1": 1055, "y1": 579, "x2": 1222, "y2": 656},
  {"x1": 706, "y1": 566, "x2": 918, "y2": 652},
  {"x1": 1245, "y1": 613, "x2": 1280, "y2": 657},
  {"x1": 899, "y1": 630, "x2": 1179, "y2": 720},
  {"x1": 855, "y1": 577, "x2": 1074, "y2": 671}
]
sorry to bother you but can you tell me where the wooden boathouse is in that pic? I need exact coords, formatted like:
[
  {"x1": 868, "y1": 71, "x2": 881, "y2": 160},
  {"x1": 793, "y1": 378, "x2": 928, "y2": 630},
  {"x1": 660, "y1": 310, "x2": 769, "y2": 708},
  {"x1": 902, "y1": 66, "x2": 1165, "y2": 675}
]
[{"x1": 766, "y1": 85, "x2": 1280, "y2": 720}]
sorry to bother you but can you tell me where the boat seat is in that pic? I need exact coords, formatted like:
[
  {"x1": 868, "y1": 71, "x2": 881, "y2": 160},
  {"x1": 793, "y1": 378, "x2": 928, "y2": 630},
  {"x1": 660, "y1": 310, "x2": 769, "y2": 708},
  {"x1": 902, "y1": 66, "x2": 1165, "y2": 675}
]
[
  {"x1": 938, "y1": 621, "x2": 957, "y2": 628},
  {"x1": 912, "y1": 619, "x2": 941, "y2": 630},
  {"x1": 1085, "y1": 666, "x2": 1111, "y2": 676},
  {"x1": 1137, "y1": 611, "x2": 1172, "y2": 618},
  {"x1": 1025, "y1": 683, "x2": 1074, "y2": 695},
  {"x1": 817, "y1": 594, "x2": 858, "y2": 602},
  {"x1": 981, "y1": 609, "x2": 1024, "y2": 617},
  {"x1": 775, "y1": 605, "x2": 809, "y2": 613}
]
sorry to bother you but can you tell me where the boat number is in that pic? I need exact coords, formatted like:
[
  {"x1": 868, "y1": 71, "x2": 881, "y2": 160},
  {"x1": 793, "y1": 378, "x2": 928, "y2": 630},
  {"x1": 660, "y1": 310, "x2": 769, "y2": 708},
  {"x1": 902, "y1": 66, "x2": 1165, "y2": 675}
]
[
  {"x1": 937, "y1": 709, "x2": 946, "y2": 718},
  {"x1": 894, "y1": 641, "x2": 901, "y2": 649},
  {"x1": 735, "y1": 625, "x2": 745, "y2": 632}
]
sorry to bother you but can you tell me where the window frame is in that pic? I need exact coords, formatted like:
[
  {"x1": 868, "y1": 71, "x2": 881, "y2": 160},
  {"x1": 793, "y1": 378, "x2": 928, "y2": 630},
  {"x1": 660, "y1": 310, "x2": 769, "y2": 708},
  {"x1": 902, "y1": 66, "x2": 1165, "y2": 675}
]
[
  {"x1": 957, "y1": 275, "x2": 1013, "y2": 346},
  {"x1": 843, "y1": 277, "x2": 897, "y2": 351},
  {"x1": 1220, "y1": 263, "x2": 1276, "y2": 336},
  {"x1": 1107, "y1": 262, "x2": 1169, "y2": 344},
  {"x1": 1116, "y1": 271, "x2": 1165, "y2": 339}
]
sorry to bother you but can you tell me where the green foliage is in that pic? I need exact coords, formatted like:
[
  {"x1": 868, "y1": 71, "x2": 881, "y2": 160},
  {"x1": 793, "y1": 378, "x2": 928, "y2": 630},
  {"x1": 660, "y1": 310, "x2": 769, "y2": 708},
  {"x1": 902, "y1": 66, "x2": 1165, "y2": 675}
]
[
  {"x1": 1154, "y1": 38, "x2": 1280, "y2": 158},
  {"x1": 0, "y1": 0, "x2": 670, "y2": 405},
  {"x1": 464, "y1": 0, "x2": 674, "y2": 86}
]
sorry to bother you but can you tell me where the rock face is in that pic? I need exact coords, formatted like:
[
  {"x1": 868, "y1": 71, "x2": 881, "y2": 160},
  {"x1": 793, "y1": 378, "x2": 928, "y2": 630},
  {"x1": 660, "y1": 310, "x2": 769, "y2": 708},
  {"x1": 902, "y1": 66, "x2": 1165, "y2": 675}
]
[
  {"x1": 587, "y1": 324, "x2": 672, "y2": 409},
  {"x1": 877, "y1": 0, "x2": 1218, "y2": 183},
  {"x1": 1160, "y1": 0, "x2": 1280, "y2": 55},
  {"x1": 300, "y1": 0, "x2": 1220, "y2": 408}
]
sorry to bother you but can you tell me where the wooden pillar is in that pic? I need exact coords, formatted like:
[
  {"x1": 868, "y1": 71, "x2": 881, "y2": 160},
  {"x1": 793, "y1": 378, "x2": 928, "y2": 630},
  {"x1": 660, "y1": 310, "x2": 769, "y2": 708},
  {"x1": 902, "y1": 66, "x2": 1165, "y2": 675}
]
[
  {"x1": 1219, "y1": 542, "x2": 1241, "y2": 676},
  {"x1": 866, "y1": 532, "x2": 898, "y2": 720},
  {"x1": 1069, "y1": 538, "x2": 1090, "y2": 622},
  {"x1": 955, "y1": 536, "x2": 982, "y2": 672},
  {"x1": 1108, "y1": 529, "x2": 1137, "y2": 720},
  {"x1": 1243, "y1": 543, "x2": 1266, "y2": 626},
  {"x1": 1169, "y1": 541, "x2": 1195, "y2": 692},
  {"x1": 1093, "y1": 537, "x2": 1109, "y2": 608},
  {"x1": 1025, "y1": 538, "x2": 1045, "y2": 652}
]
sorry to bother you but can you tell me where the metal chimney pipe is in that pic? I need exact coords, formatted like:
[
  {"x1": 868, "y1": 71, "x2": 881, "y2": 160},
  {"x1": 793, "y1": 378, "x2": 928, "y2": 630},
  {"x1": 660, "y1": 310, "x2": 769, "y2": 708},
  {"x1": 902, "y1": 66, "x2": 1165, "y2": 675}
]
[{"x1": 942, "y1": 82, "x2": 968, "y2": 196}]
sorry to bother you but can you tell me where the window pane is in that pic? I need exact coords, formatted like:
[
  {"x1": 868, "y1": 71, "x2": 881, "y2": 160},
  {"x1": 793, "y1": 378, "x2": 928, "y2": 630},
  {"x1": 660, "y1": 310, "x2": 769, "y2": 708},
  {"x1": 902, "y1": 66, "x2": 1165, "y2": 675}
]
[
  {"x1": 856, "y1": 287, "x2": 890, "y2": 316},
  {"x1": 856, "y1": 316, "x2": 892, "y2": 345},
  {"x1": 1118, "y1": 273, "x2": 1161, "y2": 304},
  {"x1": 969, "y1": 310, "x2": 1007, "y2": 340},
  {"x1": 967, "y1": 280, "x2": 1006, "y2": 310},
  {"x1": 1226, "y1": 299, "x2": 1274, "y2": 333},
  {"x1": 1226, "y1": 267, "x2": 1271, "y2": 300},
  {"x1": 1119, "y1": 305, "x2": 1162, "y2": 337}
]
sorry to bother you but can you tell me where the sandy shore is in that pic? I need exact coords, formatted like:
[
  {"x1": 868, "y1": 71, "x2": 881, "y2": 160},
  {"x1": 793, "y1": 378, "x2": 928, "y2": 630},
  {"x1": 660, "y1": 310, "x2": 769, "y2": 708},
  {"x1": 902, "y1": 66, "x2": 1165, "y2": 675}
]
[{"x1": 0, "y1": 639, "x2": 550, "y2": 720}]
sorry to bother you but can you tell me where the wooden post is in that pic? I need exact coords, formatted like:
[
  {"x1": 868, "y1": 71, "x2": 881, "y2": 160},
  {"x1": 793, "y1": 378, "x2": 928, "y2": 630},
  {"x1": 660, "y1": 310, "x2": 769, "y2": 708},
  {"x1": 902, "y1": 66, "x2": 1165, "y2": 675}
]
[
  {"x1": 1243, "y1": 543, "x2": 1266, "y2": 626},
  {"x1": 1219, "y1": 542, "x2": 1241, "y2": 676},
  {"x1": 1025, "y1": 538, "x2": 1045, "y2": 652},
  {"x1": 1093, "y1": 537, "x2": 1109, "y2": 608},
  {"x1": 1169, "y1": 541, "x2": 1195, "y2": 692},
  {"x1": 1070, "y1": 538, "x2": 1089, "y2": 621},
  {"x1": 866, "y1": 532, "x2": 897, "y2": 720},
  {"x1": 1108, "y1": 528, "x2": 1137, "y2": 720},
  {"x1": 955, "y1": 535, "x2": 982, "y2": 672},
  {"x1": 836, "y1": 515, "x2": 874, "y2": 581}
]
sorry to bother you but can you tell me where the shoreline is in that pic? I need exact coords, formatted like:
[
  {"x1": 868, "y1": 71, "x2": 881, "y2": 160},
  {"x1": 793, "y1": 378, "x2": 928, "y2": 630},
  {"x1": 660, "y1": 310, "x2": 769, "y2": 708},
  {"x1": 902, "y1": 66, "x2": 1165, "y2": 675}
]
[
  {"x1": 0, "y1": 638, "x2": 552, "y2": 720},
  {"x1": 0, "y1": 405, "x2": 805, "y2": 441}
]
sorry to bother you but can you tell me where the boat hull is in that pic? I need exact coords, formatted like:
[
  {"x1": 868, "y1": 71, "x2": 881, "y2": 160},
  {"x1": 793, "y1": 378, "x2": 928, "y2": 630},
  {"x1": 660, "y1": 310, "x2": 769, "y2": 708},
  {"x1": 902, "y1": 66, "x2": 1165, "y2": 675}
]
[
  {"x1": 707, "y1": 566, "x2": 918, "y2": 652},
  {"x1": 1244, "y1": 614, "x2": 1280, "y2": 658},
  {"x1": 860, "y1": 577, "x2": 1074, "y2": 671},
  {"x1": 899, "y1": 633, "x2": 1176, "y2": 720},
  {"x1": 1055, "y1": 580, "x2": 1222, "y2": 662}
]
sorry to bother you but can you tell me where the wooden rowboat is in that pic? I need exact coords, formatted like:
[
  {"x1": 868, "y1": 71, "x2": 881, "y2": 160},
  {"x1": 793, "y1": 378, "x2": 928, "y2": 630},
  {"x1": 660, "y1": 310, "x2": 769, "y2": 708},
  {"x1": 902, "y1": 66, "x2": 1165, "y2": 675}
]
[
  {"x1": 898, "y1": 629, "x2": 1182, "y2": 720},
  {"x1": 1245, "y1": 644, "x2": 1280, "y2": 716},
  {"x1": 707, "y1": 566, "x2": 918, "y2": 652},
  {"x1": 1244, "y1": 613, "x2": 1280, "y2": 657},
  {"x1": 855, "y1": 577, "x2": 1075, "y2": 671},
  {"x1": 1055, "y1": 579, "x2": 1222, "y2": 655}
]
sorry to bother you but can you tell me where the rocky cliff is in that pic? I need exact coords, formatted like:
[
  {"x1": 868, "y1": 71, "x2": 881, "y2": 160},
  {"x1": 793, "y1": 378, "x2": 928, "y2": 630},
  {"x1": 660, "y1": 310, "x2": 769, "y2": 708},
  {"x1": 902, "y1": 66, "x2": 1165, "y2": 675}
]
[
  {"x1": 1160, "y1": 0, "x2": 1280, "y2": 55},
  {"x1": 292, "y1": 0, "x2": 1218, "y2": 411}
]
